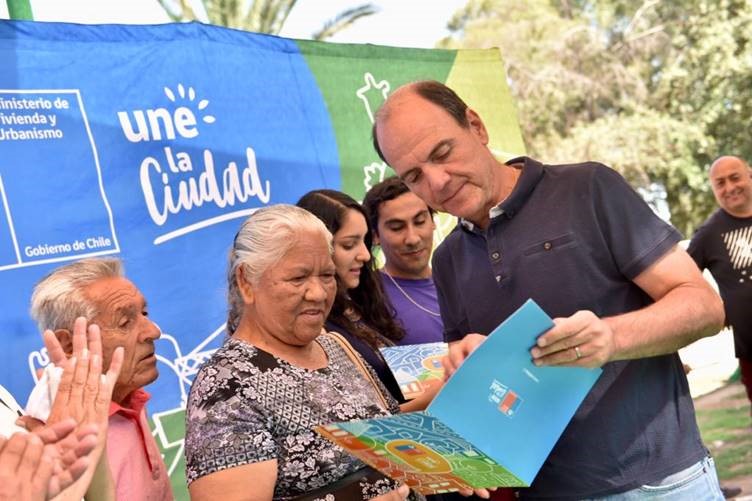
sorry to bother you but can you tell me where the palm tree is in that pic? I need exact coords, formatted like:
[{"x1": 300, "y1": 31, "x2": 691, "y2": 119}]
[{"x1": 157, "y1": 0, "x2": 378, "y2": 40}]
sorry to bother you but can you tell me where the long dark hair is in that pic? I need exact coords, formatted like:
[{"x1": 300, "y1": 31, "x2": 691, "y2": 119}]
[{"x1": 297, "y1": 189, "x2": 405, "y2": 347}]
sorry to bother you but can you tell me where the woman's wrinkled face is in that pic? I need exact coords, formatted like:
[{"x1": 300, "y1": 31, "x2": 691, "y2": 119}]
[
  {"x1": 248, "y1": 229, "x2": 337, "y2": 347},
  {"x1": 333, "y1": 209, "x2": 371, "y2": 290}
]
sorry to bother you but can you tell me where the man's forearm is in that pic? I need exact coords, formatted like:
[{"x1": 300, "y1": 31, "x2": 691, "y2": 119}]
[{"x1": 607, "y1": 282, "x2": 724, "y2": 361}]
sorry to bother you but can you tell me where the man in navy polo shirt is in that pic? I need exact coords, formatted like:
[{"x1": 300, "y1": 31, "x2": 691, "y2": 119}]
[{"x1": 372, "y1": 80, "x2": 725, "y2": 500}]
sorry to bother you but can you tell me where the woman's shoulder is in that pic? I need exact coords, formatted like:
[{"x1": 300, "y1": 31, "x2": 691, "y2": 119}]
[
  {"x1": 318, "y1": 331, "x2": 352, "y2": 363},
  {"x1": 189, "y1": 338, "x2": 263, "y2": 399},
  {"x1": 196, "y1": 337, "x2": 255, "y2": 373}
]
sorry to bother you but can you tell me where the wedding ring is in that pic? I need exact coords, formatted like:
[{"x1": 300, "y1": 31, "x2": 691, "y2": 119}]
[{"x1": 574, "y1": 346, "x2": 582, "y2": 359}]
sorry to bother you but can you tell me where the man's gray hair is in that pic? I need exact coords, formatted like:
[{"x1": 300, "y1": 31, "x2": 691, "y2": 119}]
[
  {"x1": 30, "y1": 258, "x2": 124, "y2": 332},
  {"x1": 226, "y1": 204, "x2": 332, "y2": 334}
]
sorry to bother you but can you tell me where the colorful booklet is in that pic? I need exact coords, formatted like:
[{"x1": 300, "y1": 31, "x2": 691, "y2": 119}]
[
  {"x1": 316, "y1": 299, "x2": 602, "y2": 494},
  {"x1": 379, "y1": 342, "x2": 448, "y2": 399}
]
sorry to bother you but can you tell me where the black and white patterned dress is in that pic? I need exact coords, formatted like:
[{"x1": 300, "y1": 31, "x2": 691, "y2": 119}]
[{"x1": 185, "y1": 335, "x2": 406, "y2": 500}]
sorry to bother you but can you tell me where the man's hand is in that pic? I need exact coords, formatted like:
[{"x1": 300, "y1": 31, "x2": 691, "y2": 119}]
[
  {"x1": 441, "y1": 334, "x2": 487, "y2": 379},
  {"x1": 45, "y1": 317, "x2": 123, "y2": 427},
  {"x1": 0, "y1": 430, "x2": 51, "y2": 501},
  {"x1": 42, "y1": 317, "x2": 123, "y2": 501},
  {"x1": 457, "y1": 487, "x2": 495, "y2": 499},
  {"x1": 0, "y1": 419, "x2": 98, "y2": 501},
  {"x1": 530, "y1": 311, "x2": 615, "y2": 368}
]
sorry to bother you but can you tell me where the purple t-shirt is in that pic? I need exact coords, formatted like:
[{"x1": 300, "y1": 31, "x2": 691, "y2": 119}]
[{"x1": 380, "y1": 271, "x2": 444, "y2": 345}]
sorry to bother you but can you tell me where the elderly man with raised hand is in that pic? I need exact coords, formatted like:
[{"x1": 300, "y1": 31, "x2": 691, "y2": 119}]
[
  {"x1": 689, "y1": 155, "x2": 752, "y2": 417},
  {"x1": 372, "y1": 80, "x2": 726, "y2": 500},
  {"x1": 1, "y1": 315, "x2": 123, "y2": 501},
  {"x1": 30, "y1": 258, "x2": 172, "y2": 501}
]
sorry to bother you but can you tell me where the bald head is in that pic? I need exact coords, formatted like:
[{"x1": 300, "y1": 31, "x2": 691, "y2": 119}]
[
  {"x1": 709, "y1": 155, "x2": 752, "y2": 217},
  {"x1": 372, "y1": 80, "x2": 471, "y2": 163},
  {"x1": 710, "y1": 156, "x2": 749, "y2": 176}
]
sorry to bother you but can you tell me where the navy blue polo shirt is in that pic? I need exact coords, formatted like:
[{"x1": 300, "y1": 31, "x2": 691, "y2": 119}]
[{"x1": 432, "y1": 157, "x2": 705, "y2": 499}]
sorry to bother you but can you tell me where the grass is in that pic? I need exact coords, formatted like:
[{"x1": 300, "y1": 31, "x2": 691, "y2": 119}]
[{"x1": 696, "y1": 399, "x2": 752, "y2": 480}]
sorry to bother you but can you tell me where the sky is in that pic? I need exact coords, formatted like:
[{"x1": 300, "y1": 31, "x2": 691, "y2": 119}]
[{"x1": 0, "y1": 0, "x2": 468, "y2": 48}]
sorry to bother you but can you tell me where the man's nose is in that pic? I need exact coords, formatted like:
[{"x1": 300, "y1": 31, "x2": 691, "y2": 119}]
[
  {"x1": 404, "y1": 225, "x2": 421, "y2": 246},
  {"x1": 143, "y1": 319, "x2": 162, "y2": 341},
  {"x1": 425, "y1": 167, "x2": 451, "y2": 194}
]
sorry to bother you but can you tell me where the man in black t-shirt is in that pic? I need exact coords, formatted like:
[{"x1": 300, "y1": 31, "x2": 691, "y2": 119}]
[{"x1": 689, "y1": 155, "x2": 752, "y2": 416}]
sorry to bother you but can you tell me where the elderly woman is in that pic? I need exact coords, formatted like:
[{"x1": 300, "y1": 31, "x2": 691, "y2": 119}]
[
  {"x1": 297, "y1": 190, "x2": 438, "y2": 412},
  {"x1": 185, "y1": 205, "x2": 413, "y2": 501}
]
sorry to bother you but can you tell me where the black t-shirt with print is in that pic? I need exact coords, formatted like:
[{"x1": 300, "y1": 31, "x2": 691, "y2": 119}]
[{"x1": 688, "y1": 208, "x2": 752, "y2": 359}]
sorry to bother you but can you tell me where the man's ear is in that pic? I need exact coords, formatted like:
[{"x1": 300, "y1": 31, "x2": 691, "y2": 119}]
[
  {"x1": 53, "y1": 329, "x2": 74, "y2": 357},
  {"x1": 466, "y1": 107, "x2": 489, "y2": 145},
  {"x1": 235, "y1": 266, "x2": 255, "y2": 304}
]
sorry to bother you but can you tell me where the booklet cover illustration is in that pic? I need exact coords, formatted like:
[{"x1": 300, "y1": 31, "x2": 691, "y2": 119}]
[
  {"x1": 316, "y1": 299, "x2": 603, "y2": 494},
  {"x1": 379, "y1": 342, "x2": 448, "y2": 399}
]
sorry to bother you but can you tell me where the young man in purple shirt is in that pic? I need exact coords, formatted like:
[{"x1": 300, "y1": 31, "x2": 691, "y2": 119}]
[{"x1": 363, "y1": 176, "x2": 444, "y2": 346}]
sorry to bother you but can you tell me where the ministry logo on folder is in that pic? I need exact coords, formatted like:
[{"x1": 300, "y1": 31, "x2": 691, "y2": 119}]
[{"x1": 489, "y1": 380, "x2": 523, "y2": 417}]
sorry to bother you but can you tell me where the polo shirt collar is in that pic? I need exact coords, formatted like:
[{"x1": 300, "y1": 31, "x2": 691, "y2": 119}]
[
  {"x1": 459, "y1": 156, "x2": 544, "y2": 232},
  {"x1": 109, "y1": 388, "x2": 151, "y2": 418}
]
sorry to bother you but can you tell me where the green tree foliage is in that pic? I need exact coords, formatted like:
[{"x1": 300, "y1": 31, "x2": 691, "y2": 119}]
[
  {"x1": 157, "y1": 0, "x2": 377, "y2": 40},
  {"x1": 440, "y1": 0, "x2": 752, "y2": 235}
]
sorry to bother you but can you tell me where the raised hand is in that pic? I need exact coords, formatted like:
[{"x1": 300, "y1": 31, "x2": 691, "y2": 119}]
[
  {"x1": 45, "y1": 317, "x2": 123, "y2": 427},
  {"x1": 41, "y1": 317, "x2": 123, "y2": 501},
  {"x1": 0, "y1": 418, "x2": 98, "y2": 501}
]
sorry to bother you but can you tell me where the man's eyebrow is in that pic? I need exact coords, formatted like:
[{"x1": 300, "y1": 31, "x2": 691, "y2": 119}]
[
  {"x1": 112, "y1": 304, "x2": 134, "y2": 316},
  {"x1": 384, "y1": 216, "x2": 407, "y2": 226},
  {"x1": 114, "y1": 297, "x2": 147, "y2": 315},
  {"x1": 384, "y1": 209, "x2": 429, "y2": 226}
]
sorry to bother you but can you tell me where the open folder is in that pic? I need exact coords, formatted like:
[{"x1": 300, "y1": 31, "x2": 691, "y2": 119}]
[
  {"x1": 379, "y1": 342, "x2": 448, "y2": 400},
  {"x1": 316, "y1": 299, "x2": 602, "y2": 495}
]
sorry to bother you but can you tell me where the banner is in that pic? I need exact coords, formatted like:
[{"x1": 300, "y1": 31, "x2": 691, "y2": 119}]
[{"x1": 0, "y1": 19, "x2": 524, "y2": 497}]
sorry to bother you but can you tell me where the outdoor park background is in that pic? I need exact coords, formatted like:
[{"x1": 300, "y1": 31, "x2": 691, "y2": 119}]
[{"x1": 2, "y1": 0, "x2": 751, "y2": 498}]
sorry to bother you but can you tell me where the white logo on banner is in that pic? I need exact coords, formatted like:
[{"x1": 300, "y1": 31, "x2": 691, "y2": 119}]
[
  {"x1": 356, "y1": 73, "x2": 392, "y2": 191},
  {"x1": 117, "y1": 84, "x2": 271, "y2": 244}
]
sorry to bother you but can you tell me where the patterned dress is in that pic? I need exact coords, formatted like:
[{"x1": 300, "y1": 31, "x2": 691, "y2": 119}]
[{"x1": 185, "y1": 335, "x2": 409, "y2": 500}]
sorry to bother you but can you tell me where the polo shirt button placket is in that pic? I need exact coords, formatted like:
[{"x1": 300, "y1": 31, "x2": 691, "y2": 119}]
[{"x1": 490, "y1": 251, "x2": 503, "y2": 284}]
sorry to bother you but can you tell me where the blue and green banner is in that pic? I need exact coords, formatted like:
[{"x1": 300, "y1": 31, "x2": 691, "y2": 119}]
[{"x1": 0, "y1": 19, "x2": 524, "y2": 498}]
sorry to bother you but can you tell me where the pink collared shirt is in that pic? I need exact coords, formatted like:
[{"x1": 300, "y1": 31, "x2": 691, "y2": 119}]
[{"x1": 107, "y1": 389, "x2": 173, "y2": 501}]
